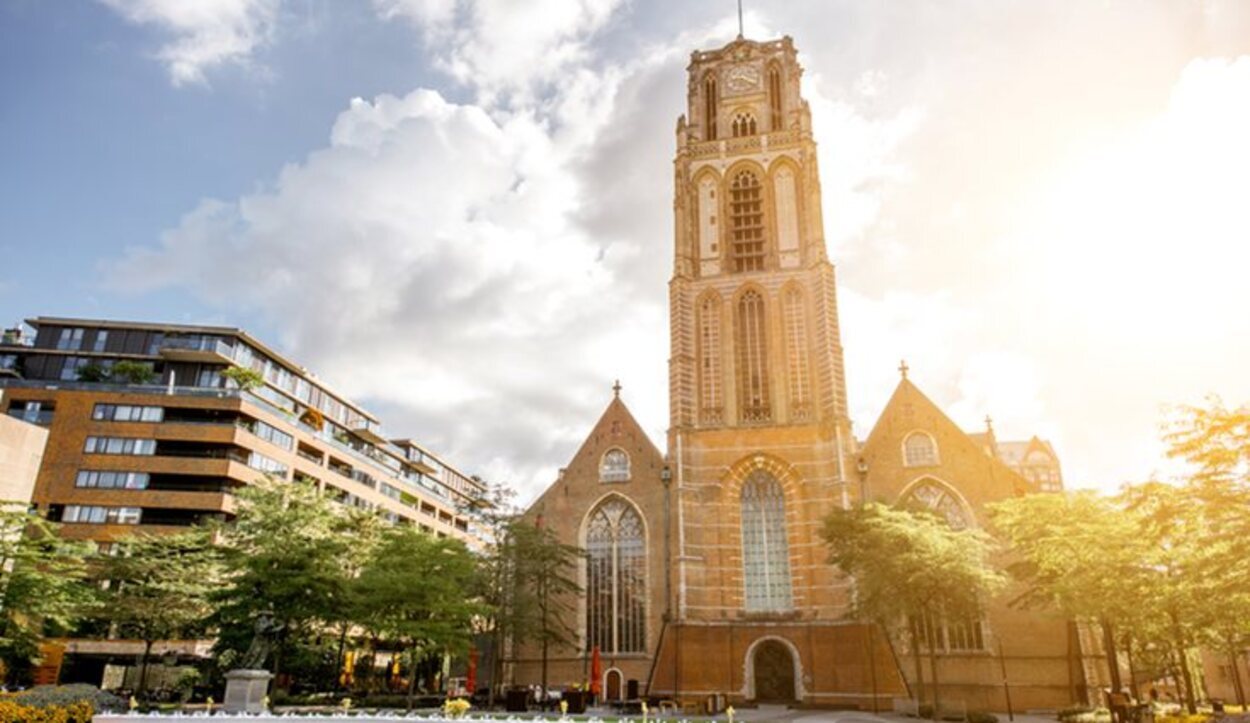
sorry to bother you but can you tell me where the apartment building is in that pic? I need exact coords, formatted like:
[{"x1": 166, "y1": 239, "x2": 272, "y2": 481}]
[{"x1": 0, "y1": 317, "x2": 486, "y2": 547}]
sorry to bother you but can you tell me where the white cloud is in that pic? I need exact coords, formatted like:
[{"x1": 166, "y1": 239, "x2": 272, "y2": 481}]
[
  {"x1": 99, "y1": 0, "x2": 280, "y2": 86},
  {"x1": 375, "y1": 0, "x2": 625, "y2": 107}
]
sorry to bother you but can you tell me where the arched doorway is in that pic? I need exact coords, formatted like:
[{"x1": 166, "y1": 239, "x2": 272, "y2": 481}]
[
  {"x1": 752, "y1": 640, "x2": 796, "y2": 703},
  {"x1": 605, "y1": 669, "x2": 622, "y2": 701}
]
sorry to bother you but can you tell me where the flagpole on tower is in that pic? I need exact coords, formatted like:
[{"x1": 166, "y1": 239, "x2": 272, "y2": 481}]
[{"x1": 737, "y1": 0, "x2": 744, "y2": 38}]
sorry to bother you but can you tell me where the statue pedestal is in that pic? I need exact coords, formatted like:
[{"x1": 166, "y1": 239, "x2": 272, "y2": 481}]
[{"x1": 224, "y1": 669, "x2": 272, "y2": 713}]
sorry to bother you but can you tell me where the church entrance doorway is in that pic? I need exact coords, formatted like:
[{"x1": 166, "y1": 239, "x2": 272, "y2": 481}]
[
  {"x1": 605, "y1": 669, "x2": 622, "y2": 701},
  {"x1": 752, "y1": 640, "x2": 796, "y2": 703}
]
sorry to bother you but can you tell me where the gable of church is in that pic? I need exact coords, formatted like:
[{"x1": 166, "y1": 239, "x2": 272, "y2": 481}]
[{"x1": 858, "y1": 377, "x2": 1031, "y2": 525}]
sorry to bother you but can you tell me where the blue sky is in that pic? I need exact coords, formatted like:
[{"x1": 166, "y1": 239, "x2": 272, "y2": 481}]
[{"x1": 3, "y1": 0, "x2": 1249, "y2": 500}]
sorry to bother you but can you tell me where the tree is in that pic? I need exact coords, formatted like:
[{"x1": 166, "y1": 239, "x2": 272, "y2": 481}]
[
  {"x1": 221, "y1": 365, "x2": 264, "y2": 392},
  {"x1": 989, "y1": 491, "x2": 1154, "y2": 697},
  {"x1": 212, "y1": 476, "x2": 353, "y2": 686},
  {"x1": 111, "y1": 360, "x2": 157, "y2": 384},
  {"x1": 0, "y1": 509, "x2": 92, "y2": 685},
  {"x1": 353, "y1": 526, "x2": 485, "y2": 709},
  {"x1": 823, "y1": 503, "x2": 1003, "y2": 719},
  {"x1": 75, "y1": 363, "x2": 109, "y2": 382},
  {"x1": 516, "y1": 520, "x2": 582, "y2": 698},
  {"x1": 1160, "y1": 401, "x2": 1250, "y2": 709},
  {"x1": 93, "y1": 528, "x2": 222, "y2": 698}
]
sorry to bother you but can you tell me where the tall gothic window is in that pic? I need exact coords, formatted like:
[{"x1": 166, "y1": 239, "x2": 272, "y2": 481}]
[
  {"x1": 730, "y1": 171, "x2": 766, "y2": 272},
  {"x1": 699, "y1": 294, "x2": 723, "y2": 424},
  {"x1": 741, "y1": 470, "x2": 792, "y2": 612},
  {"x1": 732, "y1": 112, "x2": 757, "y2": 137},
  {"x1": 704, "y1": 75, "x2": 718, "y2": 141},
  {"x1": 783, "y1": 287, "x2": 810, "y2": 420},
  {"x1": 768, "y1": 65, "x2": 783, "y2": 130},
  {"x1": 736, "y1": 290, "x2": 771, "y2": 422},
  {"x1": 586, "y1": 499, "x2": 647, "y2": 653}
]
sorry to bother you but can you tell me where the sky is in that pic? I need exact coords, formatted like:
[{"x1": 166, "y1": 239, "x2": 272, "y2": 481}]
[{"x1": 3, "y1": 0, "x2": 1250, "y2": 502}]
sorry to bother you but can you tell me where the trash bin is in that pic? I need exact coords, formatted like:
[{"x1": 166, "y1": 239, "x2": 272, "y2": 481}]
[
  {"x1": 566, "y1": 690, "x2": 587, "y2": 714},
  {"x1": 506, "y1": 688, "x2": 529, "y2": 712},
  {"x1": 1212, "y1": 700, "x2": 1225, "y2": 714}
]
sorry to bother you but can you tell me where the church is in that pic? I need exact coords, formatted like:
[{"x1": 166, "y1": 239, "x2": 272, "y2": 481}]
[{"x1": 510, "y1": 30, "x2": 1104, "y2": 712}]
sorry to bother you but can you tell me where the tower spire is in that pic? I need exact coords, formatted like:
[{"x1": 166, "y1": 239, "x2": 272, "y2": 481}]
[{"x1": 737, "y1": 0, "x2": 744, "y2": 38}]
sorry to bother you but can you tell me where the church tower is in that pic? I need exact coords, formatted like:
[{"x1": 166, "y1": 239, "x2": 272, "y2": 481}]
[{"x1": 652, "y1": 34, "x2": 902, "y2": 705}]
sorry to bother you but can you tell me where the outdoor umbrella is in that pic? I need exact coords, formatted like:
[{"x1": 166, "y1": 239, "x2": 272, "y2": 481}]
[
  {"x1": 466, "y1": 647, "x2": 478, "y2": 695},
  {"x1": 589, "y1": 645, "x2": 602, "y2": 701}
]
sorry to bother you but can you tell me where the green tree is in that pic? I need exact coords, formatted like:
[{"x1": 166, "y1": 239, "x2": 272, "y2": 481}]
[
  {"x1": 111, "y1": 360, "x2": 157, "y2": 384},
  {"x1": 1155, "y1": 400, "x2": 1250, "y2": 710},
  {"x1": 353, "y1": 526, "x2": 485, "y2": 708},
  {"x1": 94, "y1": 528, "x2": 222, "y2": 698},
  {"x1": 0, "y1": 509, "x2": 92, "y2": 685},
  {"x1": 75, "y1": 363, "x2": 109, "y2": 382},
  {"x1": 221, "y1": 365, "x2": 264, "y2": 392},
  {"x1": 823, "y1": 503, "x2": 1003, "y2": 718},
  {"x1": 989, "y1": 491, "x2": 1153, "y2": 697},
  {"x1": 212, "y1": 476, "x2": 352, "y2": 687}
]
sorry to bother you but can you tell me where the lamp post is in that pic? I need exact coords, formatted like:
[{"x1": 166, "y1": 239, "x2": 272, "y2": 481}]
[
  {"x1": 661, "y1": 465, "x2": 673, "y2": 620},
  {"x1": 856, "y1": 457, "x2": 869, "y2": 508}
]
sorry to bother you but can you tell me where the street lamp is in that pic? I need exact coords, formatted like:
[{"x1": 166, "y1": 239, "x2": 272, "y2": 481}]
[{"x1": 856, "y1": 457, "x2": 869, "y2": 508}]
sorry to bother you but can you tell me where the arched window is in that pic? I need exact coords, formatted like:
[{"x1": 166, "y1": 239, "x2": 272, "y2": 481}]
[
  {"x1": 783, "y1": 287, "x2": 810, "y2": 420},
  {"x1": 586, "y1": 499, "x2": 646, "y2": 653},
  {"x1": 737, "y1": 290, "x2": 771, "y2": 422},
  {"x1": 704, "y1": 75, "x2": 719, "y2": 141},
  {"x1": 600, "y1": 449, "x2": 630, "y2": 483},
  {"x1": 768, "y1": 65, "x2": 783, "y2": 130},
  {"x1": 903, "y1": 431, "x2": 939, "y2": 467},
  {"x1": 732, "y1": 112, "x2": 757, "y2": 137},
  {"x1": 741, "y1": 470, "x2": 792, "y2": 612},
  {"x1": 901, "y1": 480, "x2": 969, "y2": 529},
  {"x1": 729, "y1": 171, "x2": 766, "y2": 272},
  {"x1": 698, "y1": 295, "x2": 723, "y2": 424}
]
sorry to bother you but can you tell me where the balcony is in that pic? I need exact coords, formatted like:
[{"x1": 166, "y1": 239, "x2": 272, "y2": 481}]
[{"x1": 158, "y1": 336, "x2": 234, "y2": 363}]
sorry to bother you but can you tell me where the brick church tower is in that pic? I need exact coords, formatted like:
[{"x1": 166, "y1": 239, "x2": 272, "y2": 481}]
[{"x1": 650, "y1": 33, "x2": 905, "y2": 705}]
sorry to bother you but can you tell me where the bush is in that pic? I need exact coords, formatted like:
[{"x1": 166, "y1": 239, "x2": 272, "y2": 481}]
[
  {"x1": 13, "y1": 684, "x2": 126, "y2": 712},
  {"x1": 0, "y1": 698, "x2": 95, "y2": 723},
  {"x1": 969, "y1": 711, "x2": 999, "y2": 723},
  {"x1": 111, "y1": 360, "x2": 157, "y2": 384}
]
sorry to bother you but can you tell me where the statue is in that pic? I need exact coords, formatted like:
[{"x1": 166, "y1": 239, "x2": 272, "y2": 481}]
[{"x1": 239, "y1": 609, "x2": 284, "y2": 670}]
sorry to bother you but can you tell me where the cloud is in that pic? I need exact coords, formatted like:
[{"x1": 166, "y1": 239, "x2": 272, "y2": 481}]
[
  {"x1": 104, "y1": 3, "x2": 928, "y2": 499},
  {"x1": 98, "y1": 0, "x2": 280, "y2": 86},
  {"x1": 375, "y1": 0, "x2": 625, "y2": 107}
]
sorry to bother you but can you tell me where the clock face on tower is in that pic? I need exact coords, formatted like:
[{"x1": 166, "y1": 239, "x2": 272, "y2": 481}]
[{"x1": 724, "y1": 63, "x2": 761, "y2": 94}]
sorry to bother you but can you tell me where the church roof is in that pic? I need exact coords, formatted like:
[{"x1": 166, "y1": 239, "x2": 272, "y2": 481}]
[{"x1": 859, "y1": 372, "x2": 1034, "y2": 501}]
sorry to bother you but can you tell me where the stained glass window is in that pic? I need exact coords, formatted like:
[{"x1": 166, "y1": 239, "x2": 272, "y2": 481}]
[
  {"x1": 741, "y1": 471, "x2": 792, "y2": 612},
  {"x1": 586, "y1": 500, "x2": 646, "y2": 653},
  {"x1": 901, "y1": 480, "x2": 969, "y2": 530}
]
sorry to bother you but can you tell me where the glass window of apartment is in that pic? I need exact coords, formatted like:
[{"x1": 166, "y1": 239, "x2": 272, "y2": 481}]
[
  {"x1": 57, "y1": 327, "x2": 85, "y2": 350},
  {"x1": 84, "y1": 437, "x2": 156, "y2": 455},
  {"x1": 60, "y1": 356, "x2": 89, "y2": 381},
  {"x1": 76, "y1": 471, "x2": 149, "y2": 489},
  {"x1": 247, "y1": 451, "x2": 288, "y2": 477},
  {"x1": 92, "y1": 330, "x2": 109, "y2": 352},
  {"x1": 249, "y1": 420, "x2": 294, "y2": 450},
  {"x1": 146, "y1": 333, "x2": 165, "y2": 355},
  {"x1": 63, "y1": 505, "x2": 139, "y2": 524},
  {"x1": 92, "y1": 404, "x2": 164, "y2": 422},
  {"x1": 196, "y1": 369, "x2": 222, "y2": 388}
]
